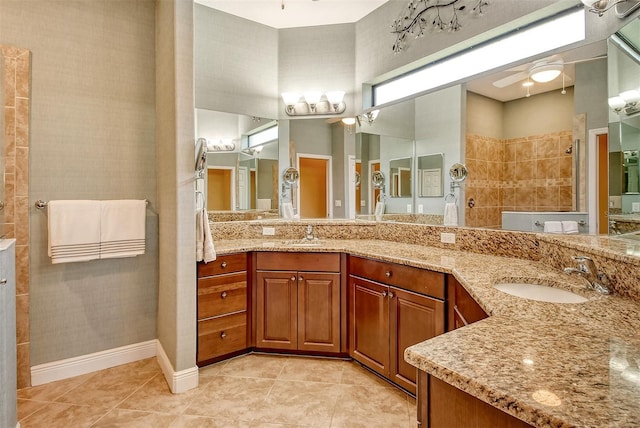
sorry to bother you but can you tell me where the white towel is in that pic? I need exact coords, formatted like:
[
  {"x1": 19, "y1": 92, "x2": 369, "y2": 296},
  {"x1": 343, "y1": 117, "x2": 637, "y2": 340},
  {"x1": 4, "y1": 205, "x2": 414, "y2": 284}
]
[
  {"x1": 99, "y1": 200, "x2": 146, "y2": 259},
  {"x1": 374, "y1": 201, "x2": 385, "y2": 221},
  {"x1": 48, "y1": 200, "x2": 101, "y2": 264},
  {"x1": 196, "y1": 207, "x2": 216, "y2": 263},
  {"x1": 443, "y1": 202, "x2": 458, "y2": 226},
  {"x1": 543, "y1": 221, "x2": 563, "y2": 234},
  {"x1": 282, "y1": 202, "x2": 295, "y2": 219},
  {"x1": 561, "y1": 220, "x2": 579, "y2": 234}
]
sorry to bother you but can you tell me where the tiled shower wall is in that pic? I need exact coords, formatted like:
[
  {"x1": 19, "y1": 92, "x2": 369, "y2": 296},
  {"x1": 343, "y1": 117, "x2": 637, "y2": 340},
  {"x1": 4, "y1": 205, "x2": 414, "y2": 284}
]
[
  {"x1": 1, "y1": 45, "x2": 31, "y2": 388},
  {"x1": 466, "y1": 130, "x2": 574, "y2": 228}
]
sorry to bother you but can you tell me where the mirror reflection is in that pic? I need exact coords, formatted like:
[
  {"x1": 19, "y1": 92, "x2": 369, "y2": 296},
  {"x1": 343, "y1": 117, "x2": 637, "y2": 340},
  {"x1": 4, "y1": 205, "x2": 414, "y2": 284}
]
[
  {"x1": 389, "y1": 158, "x2": 412, "y2": 198},
  {"x1": 196, "y1": 109, "x2": 279, "y2": 216},
  {"x1": 608, "y1": 18, "x2": 640, "y2": 238},
  {"x1": 417, "y1": 154, "x2": 444, "y2": 197}
]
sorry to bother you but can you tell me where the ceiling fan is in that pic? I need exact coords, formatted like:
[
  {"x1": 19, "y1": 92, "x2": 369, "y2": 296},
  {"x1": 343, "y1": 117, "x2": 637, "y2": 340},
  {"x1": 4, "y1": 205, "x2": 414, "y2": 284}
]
[{"x1": 491, "y1": 54, "x2": 604, "y2": 89}]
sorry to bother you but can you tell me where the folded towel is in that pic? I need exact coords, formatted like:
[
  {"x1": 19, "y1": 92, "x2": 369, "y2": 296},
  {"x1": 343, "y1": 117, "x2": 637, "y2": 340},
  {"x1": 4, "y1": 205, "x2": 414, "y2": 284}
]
[
  {"x1": 374, "y1": 201, "x2": 385, "y2": 221},
  {"x1": 543, "y1": 221, "x2": 563, "y2": 234},
  {"x1": 99, "y1": 200, "x2": 146, "y2": 259},
  {"x1": 443, "y1": 202, "x2": 458, "y2": 226},
  {"x1": 48, "y1": 200, "x2": 101, "y2": 264},
  {"x1": 562, "y1": 220, "x2": 579, "y2": 234},
  {"x1": 196, "y1": 207, "x2": 216, "y2": 263}
]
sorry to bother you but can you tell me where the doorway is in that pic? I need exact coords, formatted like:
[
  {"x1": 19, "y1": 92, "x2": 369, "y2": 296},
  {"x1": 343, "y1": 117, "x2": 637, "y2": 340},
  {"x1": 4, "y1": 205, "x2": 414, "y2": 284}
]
[
  {"x1": 207, "y1": 167, "x2": 235, "y2": 210},
  {"x1": 298, "y1": 155, "x2": 331, "y2": 218},
  {"x1": 588, "y1": 128, "x2": 609, "y2": 235}
]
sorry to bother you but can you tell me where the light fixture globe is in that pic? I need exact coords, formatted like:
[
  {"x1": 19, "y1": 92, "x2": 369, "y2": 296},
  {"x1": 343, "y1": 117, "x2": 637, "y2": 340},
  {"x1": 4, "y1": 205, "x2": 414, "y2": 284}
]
[
  {"x1": 620, "y1": 89, "x2": 640, "y2": 106},
  {"x1": 303, "y1": 91, "x2": 322, "y2": 112},
  {"x1": 326, "y1": 91, "x2": 345, "y2": 111},
  {"x1": 608, "y1": 96, "x2": 626, "y2": 112},
  {"x1": 529, "y1": 63, "x2": 563, "y2": 83}
]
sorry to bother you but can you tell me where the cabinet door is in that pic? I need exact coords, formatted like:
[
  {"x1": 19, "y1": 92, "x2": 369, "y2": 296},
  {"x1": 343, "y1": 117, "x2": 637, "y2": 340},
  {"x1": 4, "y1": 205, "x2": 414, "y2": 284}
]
[
  {"x1": 297, "y1": 272, "x2": 341, "y2": 353},
  {"x1": 256, "y1": 271, "x2": 297, "y2": 350},
  {"x1": 349, "y1": 276, "x2": 389, "y2": 377},
  {"x1": 390, "y1": 287, "x2": 445, "y2": 395}
]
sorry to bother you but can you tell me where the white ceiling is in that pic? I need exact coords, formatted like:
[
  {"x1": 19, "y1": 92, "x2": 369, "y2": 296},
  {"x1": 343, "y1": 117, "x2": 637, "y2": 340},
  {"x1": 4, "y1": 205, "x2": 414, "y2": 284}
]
[{"x1": 195, "y1": 0, "x2": 389, "y2": 29}]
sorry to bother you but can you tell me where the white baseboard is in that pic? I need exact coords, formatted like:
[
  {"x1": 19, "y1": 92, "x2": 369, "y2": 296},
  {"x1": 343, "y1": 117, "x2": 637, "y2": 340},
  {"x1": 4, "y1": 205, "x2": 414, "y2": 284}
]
[
  {"x1": 156, "y1": 341, "x2": 199, "y2": 393},
  {"x1": 30, "y1": 339, "x2": 157, "y2": 386}
]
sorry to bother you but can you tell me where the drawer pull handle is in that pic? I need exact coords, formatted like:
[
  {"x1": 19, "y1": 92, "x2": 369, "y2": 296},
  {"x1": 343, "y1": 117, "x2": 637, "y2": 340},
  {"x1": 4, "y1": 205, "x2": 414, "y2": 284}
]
[
  {"x1": 221, "y1": 291, "x2": 227, "y2": 299},
  {"x1": 382, "y1": 290, "x2": 388, "y2": 297},
  {"x1": 385, "y1": 271, "x2": 392, "y2": 278},
  {"x1": 220, "y1": 331, "x2": 227, "y2": 339},
  {"x1": 290, "y1": 276, "x2": 296, "y2": 281},
  {"x1": 299, "y1": 276, "x2": 304, "y2": 282},
  {"x1": 389, "y1": 291, "x2": 395, "y2": 298},
  {"x1": 221, "y1": 261, "x2": 227, "y2": 268}
]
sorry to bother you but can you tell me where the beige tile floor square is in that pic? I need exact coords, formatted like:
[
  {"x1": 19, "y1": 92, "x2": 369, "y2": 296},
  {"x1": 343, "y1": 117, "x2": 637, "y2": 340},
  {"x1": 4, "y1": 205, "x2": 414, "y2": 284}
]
[{"x1": 18, "y1": 353, "x2": 417, "y2": 427}]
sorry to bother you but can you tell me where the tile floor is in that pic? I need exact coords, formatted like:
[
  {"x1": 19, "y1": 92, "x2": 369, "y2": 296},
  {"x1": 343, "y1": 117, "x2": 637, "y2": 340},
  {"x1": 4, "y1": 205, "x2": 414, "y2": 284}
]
[{"x1": 17, "y1": 353, "x2": 417, "y2": 427}]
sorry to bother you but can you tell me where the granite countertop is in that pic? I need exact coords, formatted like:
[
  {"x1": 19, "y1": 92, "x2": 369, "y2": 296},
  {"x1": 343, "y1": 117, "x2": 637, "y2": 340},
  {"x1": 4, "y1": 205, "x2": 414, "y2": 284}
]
[{"x1": 212, "y1": 238, "x2": 640, "y2": 428}]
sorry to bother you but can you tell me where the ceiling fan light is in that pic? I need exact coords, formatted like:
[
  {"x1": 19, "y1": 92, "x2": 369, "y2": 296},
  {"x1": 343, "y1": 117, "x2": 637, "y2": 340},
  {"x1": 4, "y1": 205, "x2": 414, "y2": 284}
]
[
  {"x1": 341, "y1": 117, "x2": 356, "y2": 125},
  {"x1": 530, "y1": 63, "x2": 563, "y2": 83},
  {"x1": 581, "y1": 0, "x2": 608, "y2": 7}
]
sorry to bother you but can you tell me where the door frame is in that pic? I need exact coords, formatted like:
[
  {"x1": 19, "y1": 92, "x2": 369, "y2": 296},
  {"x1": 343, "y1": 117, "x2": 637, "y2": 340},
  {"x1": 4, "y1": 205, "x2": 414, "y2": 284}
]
[
  {"x1": 588, "y1": 127, "x2": 608, "y2": 235},
  {"x1": 296, "y1": 153, "x2": 333, "y2": 218}
]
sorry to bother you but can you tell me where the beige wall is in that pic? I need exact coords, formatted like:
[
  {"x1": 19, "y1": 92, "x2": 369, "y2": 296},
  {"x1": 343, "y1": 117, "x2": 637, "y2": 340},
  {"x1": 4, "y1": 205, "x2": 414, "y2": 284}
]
[
  {"x1": 503, "y1": 87, "x2": 575, "y2": 139},
  {"x1": 1, "y1": 45, "x2": 30, "y2": 388}
]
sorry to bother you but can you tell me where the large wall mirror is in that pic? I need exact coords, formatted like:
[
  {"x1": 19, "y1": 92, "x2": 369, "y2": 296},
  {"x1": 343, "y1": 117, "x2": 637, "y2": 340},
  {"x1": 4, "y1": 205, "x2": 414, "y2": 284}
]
[
  {"x1": 608, "y1": 19, "x2": 640, "y2": 238},
  {"x1": 196, "y1": 109, "x2": 279, "y2": 214}
]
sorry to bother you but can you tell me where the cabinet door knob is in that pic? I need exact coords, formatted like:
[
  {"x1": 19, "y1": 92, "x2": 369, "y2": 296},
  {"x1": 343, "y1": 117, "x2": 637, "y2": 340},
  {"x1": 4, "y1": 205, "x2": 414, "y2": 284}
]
[
  {"x1": 221, "y1": 261, "x2": 227, "y2": 268},
  {"x1": 389, "y1": 291, "x2": 395, "y2": 298},
  {"x1": 382, "y1": 290, "x2": 388, "y2": 297},
  {"x1": 298, "y1": 276, "x2": 304, "y2": 282},
  {"x1": 221, "y1": 291, "x2": 227, "y2": 299},
  {"x1": 220, "y1": 331, "x2": 227, "y2": 339},
  {"x1": 0, "y1": 278, "x2": 6, "y2": 286},
  {"x1": 291, "y1": 276, "x2": 296, "y2": 281},
  {"x1": 385, "y1": 271, "x2": 392, "y2": 278}
]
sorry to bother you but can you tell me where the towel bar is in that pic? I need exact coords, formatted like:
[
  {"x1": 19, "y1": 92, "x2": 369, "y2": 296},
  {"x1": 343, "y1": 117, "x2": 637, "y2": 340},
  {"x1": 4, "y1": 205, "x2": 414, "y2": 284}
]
[
  {"x1": 534, "y1": 220, "x2": 587, "y2": 227},
  {"x1": 35, "y1": 199, "x2": 149, "y2": 209}
]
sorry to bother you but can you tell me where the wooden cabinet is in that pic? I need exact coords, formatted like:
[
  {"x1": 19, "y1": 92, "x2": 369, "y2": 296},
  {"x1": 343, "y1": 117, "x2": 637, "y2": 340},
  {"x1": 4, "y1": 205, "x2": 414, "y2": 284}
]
[
  {"x1": 197, "y1": 253, "x2": 249, "y2": 365},
  {"x1": 348, "y1": 256, "x2": 445, "y2": 395},
  {"x1": 419, "y1": 373, "x2": 532, "y2": 428},
  {"x1": 254, "y1": 252, "x2": 344, "y2": 354},
  {"x1": 447, "y1": 275, "x2": 488, "y2": 332},
  {"x1": 416, "y1": 275, "x2": 491, "y2": 427}
]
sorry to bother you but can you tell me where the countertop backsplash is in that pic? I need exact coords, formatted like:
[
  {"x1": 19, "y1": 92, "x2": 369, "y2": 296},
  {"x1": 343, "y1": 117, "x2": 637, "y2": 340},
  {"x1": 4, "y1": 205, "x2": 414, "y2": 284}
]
[{"x1": 209, "y1": 219, "x2": 640, "y2": 301}]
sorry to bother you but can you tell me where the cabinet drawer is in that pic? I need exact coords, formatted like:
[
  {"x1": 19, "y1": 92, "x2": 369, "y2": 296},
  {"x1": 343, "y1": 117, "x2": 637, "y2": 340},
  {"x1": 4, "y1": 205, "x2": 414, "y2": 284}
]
[
  {"x1": 198, "y1": 272, "x2": 247, "y2": 320},
  {"x1": 198, "y1": 253, "x2": 247, "y2": 277},
  {"x1": 256, "y1": 252, "x2": 340, "y2": 272},
  {"x1": 349, "y1": 256, "x2": 444, "y2": 299},
  {"x1": 198, "y1": 312, "x2": 247, "y2": 362}
]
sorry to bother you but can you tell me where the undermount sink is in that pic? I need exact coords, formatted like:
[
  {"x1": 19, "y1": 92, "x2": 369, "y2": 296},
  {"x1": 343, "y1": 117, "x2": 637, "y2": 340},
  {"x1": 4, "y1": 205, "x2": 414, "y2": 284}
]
[{"x1": 493, "y1": 282, "x2": 588, "y2": 304}]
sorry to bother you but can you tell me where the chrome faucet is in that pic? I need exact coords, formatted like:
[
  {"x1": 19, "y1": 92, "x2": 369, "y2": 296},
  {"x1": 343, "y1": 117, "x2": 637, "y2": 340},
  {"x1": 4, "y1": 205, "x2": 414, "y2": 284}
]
[
  {"x1": 305, "y1": 225, "x2": 316, "y2": 241},
  {"x1": 563, "y1": 255, "x2": 612, "y2": 295}
]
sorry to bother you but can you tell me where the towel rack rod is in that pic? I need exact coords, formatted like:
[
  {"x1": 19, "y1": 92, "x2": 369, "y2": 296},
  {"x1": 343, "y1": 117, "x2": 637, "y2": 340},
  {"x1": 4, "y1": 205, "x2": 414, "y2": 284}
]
[
  {"x1": 534, "y1": 220, "x2": 587, "y2": 227},
  {"x1": 35, "y1": 199, "x2": 149, "y2": 209}
]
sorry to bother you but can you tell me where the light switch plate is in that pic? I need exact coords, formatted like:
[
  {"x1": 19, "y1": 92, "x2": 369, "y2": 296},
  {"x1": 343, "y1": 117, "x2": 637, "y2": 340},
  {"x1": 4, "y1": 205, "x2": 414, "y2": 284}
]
[
  {"x1": 440, "y1": 232, "x2": 456, "y2": 244},
  {"x1": 633, "y1": 202, "x2": 640, "y2": 212},
  {"x1": 262, "y1": 227, "x2": 275, "y2": 236},
  {"x1": 360, "y1": 200, "x2": 366, "y2": 207}
]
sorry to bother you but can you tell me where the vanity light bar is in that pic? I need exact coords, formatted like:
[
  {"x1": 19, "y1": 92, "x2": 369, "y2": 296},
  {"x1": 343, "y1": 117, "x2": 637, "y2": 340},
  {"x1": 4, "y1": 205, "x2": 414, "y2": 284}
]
[{"x1": 373, "y1": 8, "x2": 585, "y2": 106}]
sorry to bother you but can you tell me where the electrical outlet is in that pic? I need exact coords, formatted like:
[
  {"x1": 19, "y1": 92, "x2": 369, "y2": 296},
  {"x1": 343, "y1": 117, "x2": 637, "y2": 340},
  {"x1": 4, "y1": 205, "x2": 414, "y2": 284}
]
[
  {"x1": 633, "y1": 202, "x2": 640, "y2": 213},
  {"x1": 262, "y1": 227, "x2": 275, "y2": 236},
  {"x1": 360, "y1": 200, "x2": 366, "y2": 207},
  {"x1": 406, "y1": 204, "x2": 412, "y2": 213},
  {"x1": 335, "y1": 200, "x2": 342, "y2": 207},
  {"x1": 418, "y1": 204, "x2": 424, "y2": 213},
  {"x1": 440, "y1": 232, "x2": 456, "y2": 244}
]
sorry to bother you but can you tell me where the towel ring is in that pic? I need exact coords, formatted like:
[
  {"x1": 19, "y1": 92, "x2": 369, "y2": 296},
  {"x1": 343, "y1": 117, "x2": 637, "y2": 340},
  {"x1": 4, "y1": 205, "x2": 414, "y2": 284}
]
[{"x1": 445, "y1": 193, "x2": 456, "y2": 202}]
